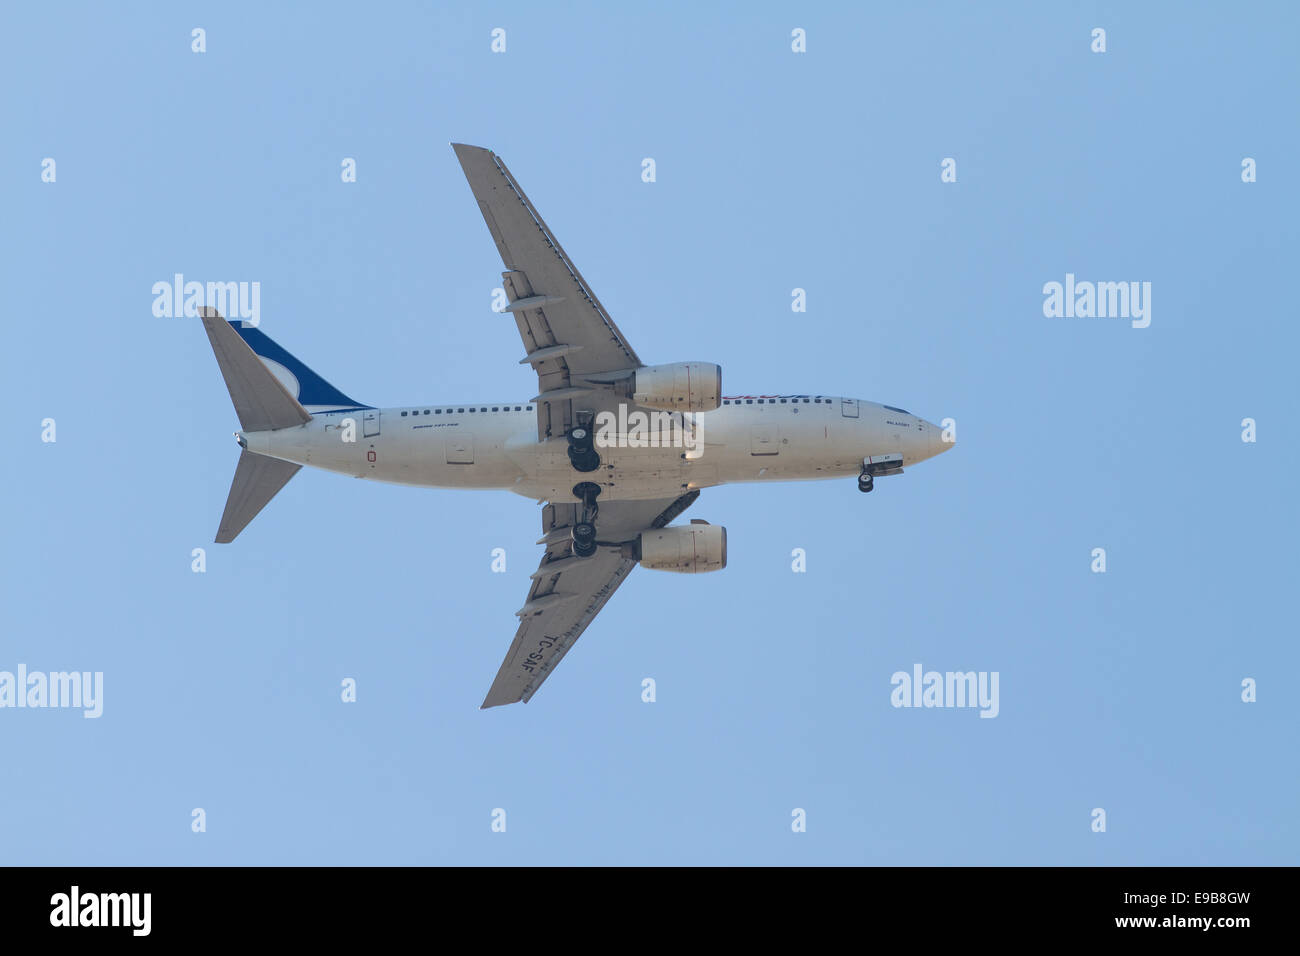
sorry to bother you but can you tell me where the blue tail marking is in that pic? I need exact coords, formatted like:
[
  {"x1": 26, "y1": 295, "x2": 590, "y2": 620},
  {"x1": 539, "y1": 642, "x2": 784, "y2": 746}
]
[{"x1": 230, "y1": 321, "x2": 370, "y2": 410}]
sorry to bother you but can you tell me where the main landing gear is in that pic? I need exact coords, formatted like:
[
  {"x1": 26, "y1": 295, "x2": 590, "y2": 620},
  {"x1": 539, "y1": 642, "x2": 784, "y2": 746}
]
[
  {"x1": 857, "y1": 473, "x2": 874, "y2": 494},
  {"x1": 567, "y1": 412, "x2": 600, "y2": 473},
  {"x1": 571, "y1": 481, "x2": 602, "y2": 558}
]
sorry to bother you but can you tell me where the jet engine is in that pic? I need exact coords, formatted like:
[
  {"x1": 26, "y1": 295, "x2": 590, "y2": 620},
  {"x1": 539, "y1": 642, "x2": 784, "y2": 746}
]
[
  {"x1": 629, "y1": 362, "x2": 721, "y2": 412},
  {"x1": 624, "y1": 521, "x2": 727, "y2": 573}
]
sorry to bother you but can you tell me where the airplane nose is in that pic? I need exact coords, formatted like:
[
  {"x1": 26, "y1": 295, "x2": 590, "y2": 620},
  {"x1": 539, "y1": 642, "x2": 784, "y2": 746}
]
[{"x1": 928, "y1": 421, "x2": 953, "y2": 458}]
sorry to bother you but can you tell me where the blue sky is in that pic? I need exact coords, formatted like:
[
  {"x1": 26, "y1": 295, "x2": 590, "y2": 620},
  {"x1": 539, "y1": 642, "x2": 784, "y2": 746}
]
[{"x1": 2, "y1": 1, "x2": 1296, "y2": 865}]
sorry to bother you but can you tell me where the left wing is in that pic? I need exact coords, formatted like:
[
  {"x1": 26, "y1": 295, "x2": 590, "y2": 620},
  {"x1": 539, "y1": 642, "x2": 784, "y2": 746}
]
[
  {"x1": 481, "y1": 491, "x2": 700, "y2": 708},
  {"x1": 452, "y1": 143, "x2": 641, "y2": 441}
]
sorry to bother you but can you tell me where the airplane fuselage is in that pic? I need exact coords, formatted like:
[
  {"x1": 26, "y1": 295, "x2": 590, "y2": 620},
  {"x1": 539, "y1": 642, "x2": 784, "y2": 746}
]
[{"x1": 241, "y1": 394, "x2": 948, "y2": 502}]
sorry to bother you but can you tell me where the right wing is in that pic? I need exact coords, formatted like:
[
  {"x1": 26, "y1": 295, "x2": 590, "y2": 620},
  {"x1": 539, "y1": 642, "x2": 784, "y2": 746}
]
[{"x1": 481, "y1": 491, "x2": 700, "y2": 708}]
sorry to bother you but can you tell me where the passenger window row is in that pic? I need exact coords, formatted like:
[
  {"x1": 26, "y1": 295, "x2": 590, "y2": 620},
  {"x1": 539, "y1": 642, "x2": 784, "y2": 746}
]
[
  {"x1": 399, "y1": 399, "x2": 839, "y2": 415},
  {"x1": 722, "y1": 398, "x2": 830, "y2": 405},
  {"x1": 400, "y1": 405, "x2": 534, "y2": 417}
]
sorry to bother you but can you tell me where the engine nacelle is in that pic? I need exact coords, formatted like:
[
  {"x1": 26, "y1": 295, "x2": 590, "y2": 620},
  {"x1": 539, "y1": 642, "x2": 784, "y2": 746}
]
[
  {"x1": 630, "y1": 362, "x2": 721, "y2": 412},
  {"x1": 627, "y1": 521, "x2": 727, "y2": 574}
]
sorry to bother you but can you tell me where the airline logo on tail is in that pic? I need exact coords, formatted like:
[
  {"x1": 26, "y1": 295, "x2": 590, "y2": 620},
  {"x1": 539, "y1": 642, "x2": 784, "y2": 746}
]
[{"x1": 228, "y1": 322, "x2": 370, "y2": 413}]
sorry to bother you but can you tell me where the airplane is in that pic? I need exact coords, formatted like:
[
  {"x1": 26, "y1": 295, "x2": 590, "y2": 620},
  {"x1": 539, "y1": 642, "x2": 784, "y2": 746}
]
[{"x1": 197, "y1": 143, "x2": 954, "y2": 709}]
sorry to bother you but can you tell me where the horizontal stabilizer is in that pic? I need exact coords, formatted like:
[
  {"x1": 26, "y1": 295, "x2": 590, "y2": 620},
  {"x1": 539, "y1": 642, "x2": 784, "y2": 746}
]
[
  {"x1": 216, "y1": 449, "x2": 302, "y2": 543},
  {"x1": 200, "y1": 308, "x2": 312, "y2": 432}
]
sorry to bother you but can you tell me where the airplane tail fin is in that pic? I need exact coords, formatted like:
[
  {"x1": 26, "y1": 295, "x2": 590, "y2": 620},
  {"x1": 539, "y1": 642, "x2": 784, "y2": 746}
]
[
  {"x1": 215, "y1": 450, "x2": 302, "y2": 543},
  {"x1": 200, "y1": 308, "x2": 368, "y2": 542}
]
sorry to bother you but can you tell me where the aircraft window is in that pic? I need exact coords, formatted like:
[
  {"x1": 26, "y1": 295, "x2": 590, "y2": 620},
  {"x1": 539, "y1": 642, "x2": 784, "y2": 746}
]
[
  {"x1": 470, "y1": 408, "x2": 476, "y2": 412},
  {"x1": 527, "y1": 405, "x2": 533, "y2": 411},
  {"x1": 401, "y1": 411, "x2": 407, "y2": 417},
  {"x1": 492, "y1": 407, "x2": 499, "y2": 412},
  {"x1": 883, "y1": 405, "x2": 911, "y2": 414},
  {"x1": 746, "y1": 399, "x2": 753, "y2": 404},
  {"x1": 803, "y1": 399, "x2": 810, "y2": 403},
  {"x1": 457, "y1": 408, "x2": 464, "y2": 413},
  {"x1": 780, "y1": 399, "x2": 786, "y2": 403},
  {"x1": 423, "y1": 410, "x2": 428, "y2": 415},
  {"x1": 435, "y1": 409, "x2": 441, "y2": 414}
]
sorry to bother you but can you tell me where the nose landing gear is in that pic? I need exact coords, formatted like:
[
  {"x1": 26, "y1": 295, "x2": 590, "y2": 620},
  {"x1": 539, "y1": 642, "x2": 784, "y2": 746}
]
[{"x1": 859, "y1": 453, "x2": 903, "y2": 494}]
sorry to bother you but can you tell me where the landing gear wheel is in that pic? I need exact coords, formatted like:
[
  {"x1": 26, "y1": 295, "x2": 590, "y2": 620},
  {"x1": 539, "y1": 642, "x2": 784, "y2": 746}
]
[
  {"x1": 858, "y1": 474, "x2": 874, "y2": 494},
  {"x1": 571, "y1": 522, "x2": 598, "y2": 557},
  {"x1": 568, "y1": 446, "x2": 601, "y2": 472},
  {"x1": 571, "y1": 482, "x2": 602, "y2": 558},
  {"x1": 567, "y1": 422, "x2": 600, "y2": 472}
]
